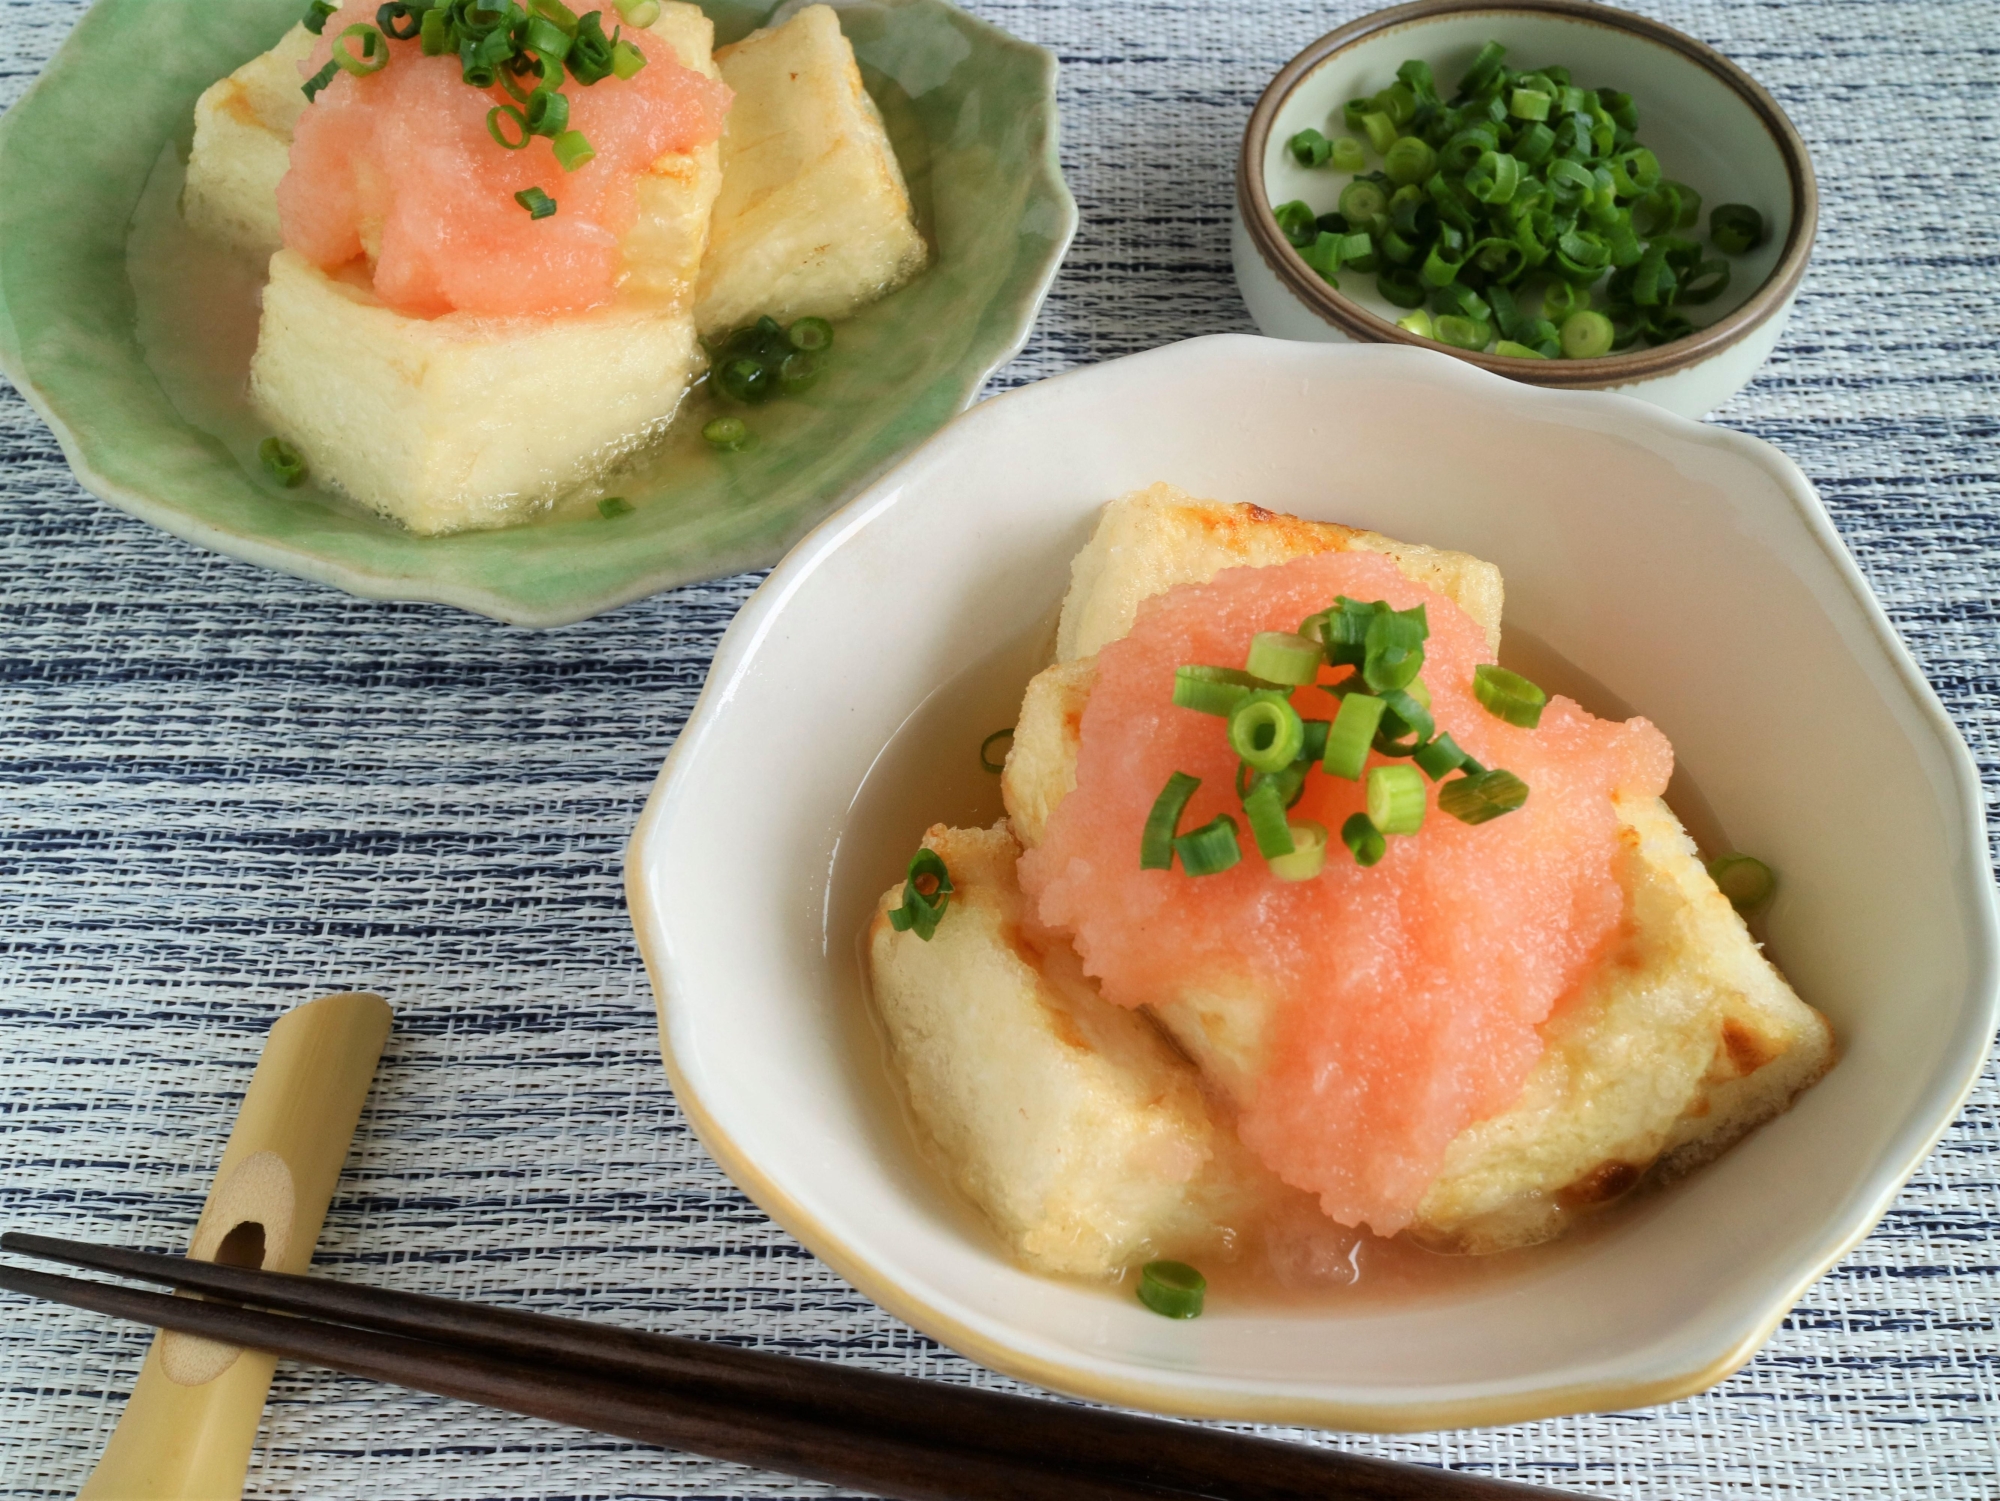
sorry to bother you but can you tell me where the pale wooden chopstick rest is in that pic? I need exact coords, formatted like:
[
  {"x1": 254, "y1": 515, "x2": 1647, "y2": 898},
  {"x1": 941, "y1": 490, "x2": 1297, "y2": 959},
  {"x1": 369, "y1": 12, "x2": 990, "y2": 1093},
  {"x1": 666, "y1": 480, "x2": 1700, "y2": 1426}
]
[{"x1": 78, "y1": 991, "x2": 391, "y2": 1501}]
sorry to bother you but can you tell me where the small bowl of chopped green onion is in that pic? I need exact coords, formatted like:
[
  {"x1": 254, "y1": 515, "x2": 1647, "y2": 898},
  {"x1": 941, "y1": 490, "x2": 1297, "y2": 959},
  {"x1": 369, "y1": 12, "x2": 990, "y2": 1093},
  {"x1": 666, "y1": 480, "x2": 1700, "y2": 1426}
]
[{"x1": 1234, "y1": 0, "x2": 1816, "y2": 417}]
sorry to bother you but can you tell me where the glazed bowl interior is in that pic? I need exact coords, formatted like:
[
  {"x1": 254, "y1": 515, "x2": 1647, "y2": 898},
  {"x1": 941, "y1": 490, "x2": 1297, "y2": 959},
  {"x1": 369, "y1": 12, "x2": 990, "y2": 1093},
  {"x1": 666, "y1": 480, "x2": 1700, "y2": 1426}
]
[
  {"x1": 628, "y1": 337, "x2": 1995, "y2": 1430},
  {"x1": 1262, "y1": 12, "x2": 1793, "y2": 338}
]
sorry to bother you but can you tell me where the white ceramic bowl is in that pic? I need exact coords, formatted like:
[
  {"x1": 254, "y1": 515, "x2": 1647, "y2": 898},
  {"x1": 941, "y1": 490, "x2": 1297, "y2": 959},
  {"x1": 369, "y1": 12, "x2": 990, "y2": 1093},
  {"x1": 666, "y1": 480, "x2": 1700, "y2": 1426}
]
[
  {"x1": 1233, "y1": 0, "x2": 1817, "y2": 419},
  {"x1": 627, "y1": 336, "x2": 1995, "y2": 1431}
]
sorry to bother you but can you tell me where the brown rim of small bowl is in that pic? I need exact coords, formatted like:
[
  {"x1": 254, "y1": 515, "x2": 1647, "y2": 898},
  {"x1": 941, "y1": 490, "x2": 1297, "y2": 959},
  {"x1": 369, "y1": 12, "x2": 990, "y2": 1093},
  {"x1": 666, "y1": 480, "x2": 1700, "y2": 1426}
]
[{"x1": 1238, "y1": 0, "x2": 1819, "y2": 388}]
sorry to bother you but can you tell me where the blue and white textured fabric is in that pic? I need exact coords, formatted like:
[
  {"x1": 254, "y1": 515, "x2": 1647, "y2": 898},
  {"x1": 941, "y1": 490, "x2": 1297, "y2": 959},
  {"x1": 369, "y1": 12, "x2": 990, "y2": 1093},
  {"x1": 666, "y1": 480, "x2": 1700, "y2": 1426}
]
[{"x1": 1, "y1": 0, "x2": 1996, "y2": 1496}]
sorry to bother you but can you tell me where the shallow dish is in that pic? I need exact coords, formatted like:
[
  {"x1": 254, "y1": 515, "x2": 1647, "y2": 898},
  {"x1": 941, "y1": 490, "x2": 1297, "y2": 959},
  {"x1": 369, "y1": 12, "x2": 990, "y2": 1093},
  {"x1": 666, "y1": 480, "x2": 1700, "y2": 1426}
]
[
  {"x1": 626, "y1": 335, "x2": 1995, "y2": 1430},
  {"x1": 1233, "y1": 0, "x2": 1817, "y2": 418},
  {"x1": 0, "y1": 0, "x2": 1072, "y2": 626}
]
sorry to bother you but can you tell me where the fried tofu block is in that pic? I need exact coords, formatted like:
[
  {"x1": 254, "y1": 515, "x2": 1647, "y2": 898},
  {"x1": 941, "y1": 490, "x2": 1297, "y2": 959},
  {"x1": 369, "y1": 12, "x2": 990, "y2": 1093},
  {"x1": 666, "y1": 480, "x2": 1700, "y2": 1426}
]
[
  {"x1": 619, "y1": 4, "x2": 727, "y2": 303},
  {"x1": 1416, "y1": 792, "x2": 1833, "y2": 1251},
  {"x1": 996, "y1": 490, "x2": 1833, "y2": 1253},
  {"x1": 1007, "y1": 484, "x2": 1504, "y2": 851},
  {"x1": 1055, "y1": 482, "x2": 1505, "y2": 662},
  {"x1": 693, "y1": 4, "x2": 927, "y2": 333},
  {"x1": 867, "y1": 823, "x2": 1223, "y2": 1276},
  {"x1": 248, "y1": 251, "x2": 701, "y2": 533},
  {"x1": 181, "y1": 23, "x2": 314, "y2": 257},
  {"x1": 181, "y1": 5, "x2": 725, "y2": 290},
  {"x1": 232, "y1": 8, "x2": 722, "y2": 532},
  {"x1": 1002, "y1": 658, "x2": 1094, "y2": 850}
]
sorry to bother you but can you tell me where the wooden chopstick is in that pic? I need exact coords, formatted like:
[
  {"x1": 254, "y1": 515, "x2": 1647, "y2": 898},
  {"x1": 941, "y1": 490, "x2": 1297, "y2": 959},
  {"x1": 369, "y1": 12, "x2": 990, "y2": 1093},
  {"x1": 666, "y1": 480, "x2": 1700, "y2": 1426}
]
[{"x1": 0, "y1": 1234, "x2": 1593, "y2": 1501}]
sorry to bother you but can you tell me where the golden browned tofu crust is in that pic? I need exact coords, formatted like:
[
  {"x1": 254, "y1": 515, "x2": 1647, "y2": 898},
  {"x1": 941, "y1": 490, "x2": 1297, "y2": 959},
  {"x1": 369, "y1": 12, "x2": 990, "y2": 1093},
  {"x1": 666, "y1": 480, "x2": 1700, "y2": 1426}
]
[{"x1": 1055, "y1": 482, "x2": 1504, "y2": 662}]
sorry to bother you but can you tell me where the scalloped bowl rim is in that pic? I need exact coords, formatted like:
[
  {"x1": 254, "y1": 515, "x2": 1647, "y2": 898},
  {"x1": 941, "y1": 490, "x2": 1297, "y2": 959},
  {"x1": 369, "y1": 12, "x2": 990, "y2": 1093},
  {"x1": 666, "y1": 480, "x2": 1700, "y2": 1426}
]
[{"x1": 627, "y1": 335, "x2": 1997, "y2": 1430}]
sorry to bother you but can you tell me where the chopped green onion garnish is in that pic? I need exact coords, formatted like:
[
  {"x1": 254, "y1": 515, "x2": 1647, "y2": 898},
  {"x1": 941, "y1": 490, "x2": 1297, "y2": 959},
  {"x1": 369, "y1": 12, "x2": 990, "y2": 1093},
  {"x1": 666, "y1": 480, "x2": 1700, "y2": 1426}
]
[
  {"x1": 1298, "y1": 230, "x2": 1342, "y2": 286},
  {"x1": 616, "y1": 0, "x2": 663, "y2": 23},
  {"x1": 304, "y1": 1, "x2": 338, "y2": 35},
  {"x1": 701, "y1": 415, "x2": 752, "y2": 451},
  {"x1": 1242, "y1": 778, "x2": 1296, "y2": 859},
  {"x1": 1678, "y1": 258, "x2": 1731, "y2": 305},
  {"x1": 376, "y1": 3, "x2": 426, "y2": 41},
  {"x1": 1439, "y1": 768, "x2": 1530, "y2": 825},
  {"x1": 1459, "y1": 39, "x2": 1506, "y2": 94},
  {"x1": 1288, "y1": 127, "x2": 1334, "y2": 168},
  {"x1": 788, "y1": 316, "x2": 834, "y2": 352},
  {"x1": 1136, "y1": 1259, "x2": 1205, "y2": 1319},
  {"x1": 610, "y1": 38, "x2": 648, "y2": 79},
  {"x1": 1362, "y1": 605, "x2": 1427, "y2": 693},
  {"x1": 419, "y1": 6, "x2": 451, "y2": 53},
  {"x1": 1320, "y1": 596, "x2": 1378, "y2": 667},
  {"x1": 1267, "y1": 819, "x2": 1329, "y2": 882},
  {"x1": 1510, "y1": 87, "x2": 1551, "y2": 121},
  {"x1": 1173, "y1": 665, "x2": 1263, "y2": 717},
  {"x1": 1141, "y1": 771, "x2": 1201, "y2": 870},
  {"x1": 1239, "y1": 759, "x2": 1307, "y2": 807},
  {"x1": 1367, "y1": 764, "x2": 1427, "y2": 836},
  {"x1": 514, "y1": 186, "x2": 557, "y2": 218},
  {"x1": 564, "y1": 10, "x2": 613, "y2": 82},
  {"x1": 1298, "y1": 717, "x2": 1330, "y2": 765},
  {"x1": 1375, "y1": 686, "x2": 1434, "y2": 749},
  {"x1": 1560, "y1": 310, "x2": 1614, "y2": 358},
  {"x1": 525, "y1": 86, "x2": 571, "y2": 137},
  {"x1": 597, "y1": 495, "x2": 632, "y2": 519},
  {"x1": 1227, "y1": 691, "x2": 1305, "y2": 774},
  {"x1": 1322, "y1": 691, "x2": 1386, "y2": 780},
  {"x1": 715, "y1": 356, "x2": 773, "y2": 403},
  {"x1": 1412, "y1": 731, "x2": 1468, "y2": 780},
  {"x1": 1473, "y1": 664, "x2": 1548, "y2": 728},
  {"x1": 1331, "y1": 135, "x2": 1367, "y2": 172},
  {"x1": 301, "y1": 58, "x2": 341, "y2": 102},
  {"x1": 1263, "y1": 44, "x2": 1757, "y2": 357},
  {"x1": 1397, "y1": 308, "x2": 1434, "y2": 339},
  {"x1": 1173, "y1": 814, "x2": 1242, "y2": 877},
  {"x1": 552, "y1": 129, "x2": 596, "y2": 171},
  {"x1": 1543, "y1": 281, "x2": 1589, "y2": 320},
  {"x1": 536, "y1": 0, "x2": 583, "y2": 32},
  {"x1": 489, "y1": 105, "x2": 532, "y2": 149},
  {"x1": 1341, "y1": 812, "x2": 1386, "y2": 867},
  {"x1": 1273, "y1": 199, "x2": 1318, "y2": 249},
  {"x1": 333, "y1": 23, "x2": 389, "y2": 75},
  {"x1": 1245, "y1": 630, "x2": 1324, "y2": 686},
  {"x1": 1708, "y1": 852, "x2": 1776, "y2": 910},
  {"x1": 1465, "y1": 149, "x2": 1521, "y2": 204},
  {"x1": 1338, "y1": 178, "x2": 1389, "y2": 223},
  {"x1": 258, "y1": 436, "x2": 307, "y2": 488},
  {"x1": 1433, "y1": 314, "x2": 1491, "y2": 351},
  {"x1": 1710, "y1": 203, "x2": 1766, "y2": 255},
  {"x1": 979, "y1": 728, "x2": 1014, "y2": 774},
  {"x1": 887, "y1": 847, "x2": 953, "y2": 941},
  {"x1": 778, "y1": 352, "x2": 820, "y2": 395},
  {"x1": 1384, "y1": 135, "x2": 1436, "y2": 186},
  {"x1": 520, "y1": 15, "x2": 572, "y2": 59}
]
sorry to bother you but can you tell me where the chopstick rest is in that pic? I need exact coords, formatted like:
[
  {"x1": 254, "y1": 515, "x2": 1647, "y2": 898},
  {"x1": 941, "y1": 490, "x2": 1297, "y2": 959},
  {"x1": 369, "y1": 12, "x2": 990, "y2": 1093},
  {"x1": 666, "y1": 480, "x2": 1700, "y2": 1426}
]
[{"x1": 75, "y1": 991, "x2": 392, "y2": 1501}]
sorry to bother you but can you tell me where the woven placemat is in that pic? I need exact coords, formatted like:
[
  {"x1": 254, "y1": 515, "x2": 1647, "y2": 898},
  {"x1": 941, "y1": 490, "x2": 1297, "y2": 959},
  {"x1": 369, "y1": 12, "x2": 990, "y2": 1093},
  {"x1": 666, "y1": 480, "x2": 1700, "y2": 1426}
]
[{"x1": 2, "y1": 0, "x2": 1996, "y2": 1495}]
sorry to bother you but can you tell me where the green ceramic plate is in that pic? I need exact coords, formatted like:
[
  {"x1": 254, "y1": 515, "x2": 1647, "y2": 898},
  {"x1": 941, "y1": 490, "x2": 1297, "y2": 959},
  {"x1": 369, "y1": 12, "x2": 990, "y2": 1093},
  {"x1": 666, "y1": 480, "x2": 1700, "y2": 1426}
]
[{"x1": 0, "y1": 0, "x2": 1072, "y2": 625}]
